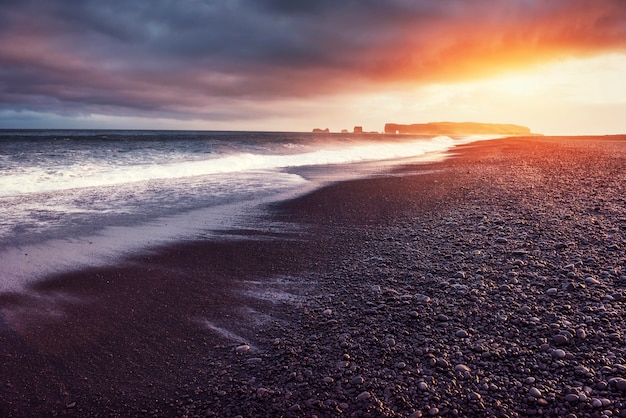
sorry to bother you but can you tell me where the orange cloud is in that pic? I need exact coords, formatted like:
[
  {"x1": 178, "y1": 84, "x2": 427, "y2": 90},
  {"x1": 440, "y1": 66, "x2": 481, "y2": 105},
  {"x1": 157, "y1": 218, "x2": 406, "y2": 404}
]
[{"x1": 350, "y1": 0, "x2": 626, "y2": 84}]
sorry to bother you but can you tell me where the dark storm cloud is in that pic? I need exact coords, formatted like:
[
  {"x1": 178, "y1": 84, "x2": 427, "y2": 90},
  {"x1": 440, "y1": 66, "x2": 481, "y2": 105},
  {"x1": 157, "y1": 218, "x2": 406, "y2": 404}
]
[{"x1": 1, "y1": 0, "x2": 625, "y2": 123}]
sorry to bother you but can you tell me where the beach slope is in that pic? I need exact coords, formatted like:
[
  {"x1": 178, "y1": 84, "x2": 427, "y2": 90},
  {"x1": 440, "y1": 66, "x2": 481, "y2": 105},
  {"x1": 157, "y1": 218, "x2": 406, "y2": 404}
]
[{"x1": 0, "y1": 136, "x2": 625, "y2": 417}]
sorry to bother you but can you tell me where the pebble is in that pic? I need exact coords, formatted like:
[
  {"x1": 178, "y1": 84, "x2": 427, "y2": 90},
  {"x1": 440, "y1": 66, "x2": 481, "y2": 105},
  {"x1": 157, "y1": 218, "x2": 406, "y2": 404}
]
[
  {"x1": 168, "y1": 140, "x2": 626, "y2": 417},
  {"x1": 235, "y1": 344, "x2": 250, "y2": 354},
  {"x1": 356, "y1": 391, "x2": 371, "y2": 402},
  {"x1": 454, "y1": 364, "x2": 471, "y2": 373},
  {"x1": 455, "y1": 329, "x2": 469, "y2": 338},
  {"x1": 383, "y1": 337, "x2": 396, "y2": 347},
  {"x1": 415, "y1": 294, "x2": 431, "y2": 303},
  {"x1": 614, "y1": 378, "x2": 626, "y2": 392},
  {"x1": 436, "y1": 358, "x2": 450, "y2": 368},
  {"x1": 336, "y1": 360, "x2": 350, "y2": 369},
  {"x1": 351, "y1": 376, "x2": 365, "y2": 385},
  {"x1": 468, "y1": 391, "x2": 481, "y2": 401},
  {"x1": 574, "y1": 365, "x2": 590, "y2": 375}
]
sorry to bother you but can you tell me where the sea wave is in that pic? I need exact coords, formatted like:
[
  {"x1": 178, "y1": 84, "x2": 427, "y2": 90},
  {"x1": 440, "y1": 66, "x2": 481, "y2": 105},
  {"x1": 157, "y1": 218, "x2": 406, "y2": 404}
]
[{"x1": 0, "y1": 135, "x2": 458, "y2": 197}]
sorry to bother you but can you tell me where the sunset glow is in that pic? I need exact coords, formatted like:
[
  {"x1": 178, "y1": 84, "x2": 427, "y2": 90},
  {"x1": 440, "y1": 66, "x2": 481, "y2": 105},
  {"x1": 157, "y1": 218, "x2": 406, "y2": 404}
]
[{"x1": 1, "y1": 0, "x2": 626, "y2": 134}]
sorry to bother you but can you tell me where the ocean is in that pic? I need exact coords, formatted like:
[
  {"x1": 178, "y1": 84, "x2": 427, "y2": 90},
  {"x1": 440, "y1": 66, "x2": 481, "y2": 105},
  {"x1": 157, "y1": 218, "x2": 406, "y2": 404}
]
[{"x1": 0, "y1": 130, "x2": 487, "y2": 291}]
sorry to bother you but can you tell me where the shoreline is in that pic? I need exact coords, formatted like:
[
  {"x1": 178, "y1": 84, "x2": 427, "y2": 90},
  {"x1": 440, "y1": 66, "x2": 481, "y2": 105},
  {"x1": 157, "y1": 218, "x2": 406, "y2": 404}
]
[{"x1": 1, "y1": 135, "x2": 625, "y2": 416}]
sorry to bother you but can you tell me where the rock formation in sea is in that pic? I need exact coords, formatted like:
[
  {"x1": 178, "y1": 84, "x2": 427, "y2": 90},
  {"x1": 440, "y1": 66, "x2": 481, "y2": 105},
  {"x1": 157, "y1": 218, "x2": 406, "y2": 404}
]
[
  {"x1": 384, "y1": 122, "x2": 533, "y2": 135},
  {"x1": 312, "y1": 128, "x2": 330, "y2": 133}
]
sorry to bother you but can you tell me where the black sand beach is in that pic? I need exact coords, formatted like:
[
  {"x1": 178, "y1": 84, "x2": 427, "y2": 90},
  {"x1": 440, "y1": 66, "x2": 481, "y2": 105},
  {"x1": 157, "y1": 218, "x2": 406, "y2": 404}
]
[{"x1": 1, "y1": 136, "x2": 625, "y2": 417}]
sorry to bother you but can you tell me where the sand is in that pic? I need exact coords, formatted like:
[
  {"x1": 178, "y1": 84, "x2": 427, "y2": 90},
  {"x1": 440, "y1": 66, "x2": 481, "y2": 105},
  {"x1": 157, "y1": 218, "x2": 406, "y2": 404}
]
[{"x1": 0, "y1": 136, "x2": 625, "y2": 417}]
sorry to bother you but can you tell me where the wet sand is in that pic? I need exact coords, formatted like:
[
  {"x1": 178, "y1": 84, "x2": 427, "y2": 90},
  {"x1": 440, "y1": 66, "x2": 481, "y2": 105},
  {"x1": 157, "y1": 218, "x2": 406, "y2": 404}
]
[{"x1": 1, "y1": 136, "x2": 625, "y2": 417}]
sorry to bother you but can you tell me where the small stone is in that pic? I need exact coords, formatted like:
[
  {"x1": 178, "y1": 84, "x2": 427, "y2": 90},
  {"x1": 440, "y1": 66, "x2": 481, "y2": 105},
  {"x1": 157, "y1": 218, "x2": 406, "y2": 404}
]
[
  {"x1": 455, "y1": 329, "x2": 469, "y2": 338},
  {"x1": 322, "y1": 309, "x2": 333, "y2": 316},
  {"x1": 437, "y1": 314, "x2": 449, "y2": 322},
  {"x1": 235, "y1": 344, "x2": 251, "y2": 354},
  {"x1": 553, "y1": 334, "x2": 569, "y2": 345},
  {"x1": 454, "y1": 364, "x2": 471, "y2": 373},
  {"x1": 564, "y1": 393, "x2": 579, "y2": 403},
  {"x1": 591, "y1": 398, "x2": 603, "y2": 408},
  {"x1": 546, "y1": 288, "x2": 558, "y2": 296},
  {"x1": 576, "y1": 328, "x2": 587, "y2": 340},
  {"x1": 529, "y1": 387, "x2": 542, "y2": 398},
  {"x1": 436, "y1": 358, "x2": 450, "y2": 368},
  {"x1": 615, "y1": 378, "x2": 626, "y2": 392},
  {"x1": 428, "y1": 407, "x2": 440, "y2": 416},
  {"x1": 415, "y1": 294, "x2": 431, "y2": 303},
  {"x1": 351, "y1": 376, "x2": 365, "y2": 385},
  {"x1": 356, "y1": 391, "x2": 371, "y2": 402},
  {"x1": 336, "y1": 360, "x2": 350, "y2": 369},
  {"x1": 552, "y1": 349, "x2": 566, "y2": 359},
  {"x1": 323, "y1": 377, "x2": 334, "y2": 384},
  {"x1": 384, "y1": 337, "x2": 396, "y2": 347},
  {"x1": 409, "y1": 311, "x2": 419, "y2": 318},
  {"x1": 417, "y1": 381, "x2": 429, "y2": 391},
  {"x1": 468, "y1": 391, "x2": 481, "y2": 401},
  {"x1": 563, "y1": 282, "x2": 576, "y2": 291},
  {"x1": 585, "y1": 277, "x2": 601, "y2": 285},
  {"x1": 574, "y1": 365, "x2": 590, "y2": 376}
]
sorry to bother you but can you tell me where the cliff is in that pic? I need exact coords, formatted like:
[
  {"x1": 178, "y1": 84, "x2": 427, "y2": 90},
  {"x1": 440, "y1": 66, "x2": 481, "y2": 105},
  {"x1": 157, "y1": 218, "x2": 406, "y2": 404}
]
[{"x1": 385, "y1": 122, "x2": 532, "y2": 136}]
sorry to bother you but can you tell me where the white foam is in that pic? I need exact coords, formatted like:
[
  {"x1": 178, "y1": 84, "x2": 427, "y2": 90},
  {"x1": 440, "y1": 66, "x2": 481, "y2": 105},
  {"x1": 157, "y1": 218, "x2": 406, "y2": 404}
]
[{"x1": 0, "y1": 136, "x2": 459, "y2": 197}]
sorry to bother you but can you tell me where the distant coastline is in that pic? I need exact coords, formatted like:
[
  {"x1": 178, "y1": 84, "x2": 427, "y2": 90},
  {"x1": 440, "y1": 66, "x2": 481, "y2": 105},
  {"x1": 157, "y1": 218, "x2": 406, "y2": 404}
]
[
  {"x1": 386, "y1": 122, "x2": 534, "y2": 135},
  {"x1": 313, "y1": 122, "x2": 538, "y2": 136}
]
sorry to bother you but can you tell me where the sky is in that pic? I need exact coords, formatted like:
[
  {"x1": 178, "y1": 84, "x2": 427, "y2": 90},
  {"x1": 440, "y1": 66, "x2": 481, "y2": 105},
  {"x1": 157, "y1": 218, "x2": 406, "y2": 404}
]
[{"x1": 1, "y1": 0, "x2": 626, "y2": 135}]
